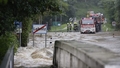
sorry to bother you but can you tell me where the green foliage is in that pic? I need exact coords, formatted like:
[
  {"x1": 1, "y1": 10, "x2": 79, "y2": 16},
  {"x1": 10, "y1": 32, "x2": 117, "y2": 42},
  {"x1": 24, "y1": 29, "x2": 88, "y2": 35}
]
[
  {"x1": 102, "y1": 23, "x2": 113, "y2": 32},
  {"x1": 0, "y1": 32, "x2": 18, "y2": 63},
  {"x1": 0, "y1": 1, "x2": 15, "y2": 36},
  {"x1": 50, "y1": 24, "x2": 67, "y2": 32},
  {"x1": 11, "y1": 0, "x2": 61, "y2": 47},
  {"x1": 65, "y1": 0, "x2": 105, "y2": 23},
  {"x1": 0, "y1": 0, "x2": 61, "y2": 64},
  {"x1": 101, "y1": 0, "x2": 120, "y2": 30},
  {"x1": 102, "y1": 0, "x2": 115, "y2": 22},
  {"x1": 0, "y1": 0, "x2": 61, "y2": 47},
  {"x1": 63, "y1": 0, "x2": 105, "y2": 20},
  {"x1": 0, "y1": 0, "x2": 8, "y2": 4},
  {"x1": 41, "y1": 0, "x2": 106, "y2": 30},
  {"x1": 21, "y1": 17, "x2": 32, "y2": 47},
  {"x1": 10, "y1": 0, "x2": 61, "y2": 20},
  {"x1": 115, "y1": 0, "x2": 120, "y2": 30}
]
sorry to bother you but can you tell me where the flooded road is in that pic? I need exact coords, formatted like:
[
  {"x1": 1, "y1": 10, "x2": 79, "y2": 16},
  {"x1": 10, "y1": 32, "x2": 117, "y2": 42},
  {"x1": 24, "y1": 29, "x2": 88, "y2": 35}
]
[
  {"x1": 14, "y1": 31, "x2": 120, "y2": 67},
  {"x1": 80, "y1": 32, "x2": 120, "y2": 54}
]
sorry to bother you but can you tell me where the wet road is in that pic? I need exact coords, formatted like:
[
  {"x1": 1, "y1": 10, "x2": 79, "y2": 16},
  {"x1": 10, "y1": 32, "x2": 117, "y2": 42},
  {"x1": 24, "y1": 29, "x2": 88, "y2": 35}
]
[{"x1": 79, "y1": 31, "x2": 120, "y2": 54}]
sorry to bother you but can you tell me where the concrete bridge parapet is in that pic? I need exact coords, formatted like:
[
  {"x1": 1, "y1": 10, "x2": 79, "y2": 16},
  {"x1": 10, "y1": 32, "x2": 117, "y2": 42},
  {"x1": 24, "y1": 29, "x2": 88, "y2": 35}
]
[{"x1": 53, "y1": 40, "x2": 120, "y2": 68}]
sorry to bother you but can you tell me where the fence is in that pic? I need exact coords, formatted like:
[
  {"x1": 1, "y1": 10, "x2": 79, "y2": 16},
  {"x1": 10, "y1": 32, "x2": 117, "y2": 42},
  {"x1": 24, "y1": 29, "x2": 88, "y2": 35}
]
[{"x1": 0, "y1": 46, "x2": 14, "y2": 68}]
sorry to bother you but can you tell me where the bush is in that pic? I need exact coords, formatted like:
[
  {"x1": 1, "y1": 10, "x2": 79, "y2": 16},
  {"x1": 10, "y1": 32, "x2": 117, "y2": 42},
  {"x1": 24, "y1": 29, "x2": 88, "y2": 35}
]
[
  {"x1": 0, "y1": 32, "x2": 19, "y2": 63},
  {"x1": 21, "y1": 17, "x2": 32, "y2": 47}
]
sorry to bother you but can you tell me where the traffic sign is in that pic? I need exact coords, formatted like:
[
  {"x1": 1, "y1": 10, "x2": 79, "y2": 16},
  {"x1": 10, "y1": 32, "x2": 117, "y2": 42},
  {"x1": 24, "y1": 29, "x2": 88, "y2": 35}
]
[
  {"x1": 15, "y1": 28, "x2": 22, "y2": 33},
  {"x1": 32, "y1": 24, "x2": 48, "y2": 47},
  {"x1": 69, "y1": 18, "x2": 73, "y2": 22},
  {"x1": 14, "y1": 21, "x2": 22, "y2": 28},
  {"x1": 112, "y1": 21, "x2": 116, "y2": 27},
  {"x1": 14, "y1": 21, "x2": 22, "y2": 33},
  {"x1": 33, "y1": 24, "x2": 47, "y2": 34},
  {"x1": 14, "y1": 21, "x2": 22, "y2": 47}
]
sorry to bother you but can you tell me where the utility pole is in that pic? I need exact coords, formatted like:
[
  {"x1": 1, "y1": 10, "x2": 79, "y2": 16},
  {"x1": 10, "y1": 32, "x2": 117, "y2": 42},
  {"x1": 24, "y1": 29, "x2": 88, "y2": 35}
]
[
  {"x1": 60, "y1": 14, "x2": 62, "y2": 23},
  {"x1": 39, "y1": 16, "x2": 40, "y2": 24},
  {"x1": 39, "y1": 15, "x2": 42, "y2": 24},
  {"x1": 41, "y1": 15, "x2": 42, "y2": 24},
  {"x1": 39, "y1": 15, "x2": 42, "y2": 36},
  {"x1": 55, "y1": 15, "x2": 57, "y2": 32},
  {"x1": 60, "y1": 0, "x2": 62, "y2": 23},
  {"x1": 85, "y1": 0, "x2": 87, "y2": 7},
  {"x1": 60, "y1": 0, "x2": 67, "y2": 23}
]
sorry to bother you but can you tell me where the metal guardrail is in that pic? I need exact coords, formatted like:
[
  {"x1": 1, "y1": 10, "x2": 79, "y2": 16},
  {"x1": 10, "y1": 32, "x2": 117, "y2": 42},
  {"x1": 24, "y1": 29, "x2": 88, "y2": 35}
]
[{"x1": 0, "y1": 46, "x2": 14, "y2": 68}]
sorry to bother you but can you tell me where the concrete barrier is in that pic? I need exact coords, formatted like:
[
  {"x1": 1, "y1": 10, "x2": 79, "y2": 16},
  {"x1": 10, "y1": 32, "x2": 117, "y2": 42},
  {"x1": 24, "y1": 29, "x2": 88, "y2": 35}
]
[{"x1": 53, "y1": 40, "x2": 120, "y2": 68}]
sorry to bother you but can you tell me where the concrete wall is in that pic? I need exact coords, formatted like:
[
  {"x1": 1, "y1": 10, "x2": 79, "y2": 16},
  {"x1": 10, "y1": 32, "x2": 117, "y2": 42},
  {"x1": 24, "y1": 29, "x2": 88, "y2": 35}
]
[{"x1": 53, "y1": 40, "x2": 120, "y2": 68}]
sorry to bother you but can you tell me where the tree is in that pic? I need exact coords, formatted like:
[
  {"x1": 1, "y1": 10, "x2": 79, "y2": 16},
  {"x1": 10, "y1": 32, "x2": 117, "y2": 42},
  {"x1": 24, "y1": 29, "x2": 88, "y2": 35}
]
[
  {"x1": 0, "y1": 0, "x2": 61, "y2": 47},
  {"x1": 101, "y1": 0, "x2": 116, "y2": 23},
  {"x1": 15, "y1": 0, "x2": 61, "y2": 47},
  {"x1": 101, "y1": 0, "x2": 120, "y2": 30},
  {"x1": 0, "y1": 1, "x2": 15, "y2": 36},
  {"x1": 115, "y1": 0, "x2": 120, "y2": 29},
  {"x1": 0, "y1": 0, "x2": 8, "y2": 4}
]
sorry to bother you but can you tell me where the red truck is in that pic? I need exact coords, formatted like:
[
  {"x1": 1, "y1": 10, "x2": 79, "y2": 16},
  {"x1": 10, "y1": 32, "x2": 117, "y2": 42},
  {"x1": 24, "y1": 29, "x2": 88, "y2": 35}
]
[{"x1": 80, "y1": 17, "x2": 96, "y2": 34}]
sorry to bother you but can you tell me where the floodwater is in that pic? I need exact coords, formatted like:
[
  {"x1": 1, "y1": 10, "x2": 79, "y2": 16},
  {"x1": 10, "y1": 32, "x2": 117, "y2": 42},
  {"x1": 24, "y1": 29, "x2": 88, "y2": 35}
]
[{"x1": 14, "y1": 31, "x2": 120, "y2": 67}]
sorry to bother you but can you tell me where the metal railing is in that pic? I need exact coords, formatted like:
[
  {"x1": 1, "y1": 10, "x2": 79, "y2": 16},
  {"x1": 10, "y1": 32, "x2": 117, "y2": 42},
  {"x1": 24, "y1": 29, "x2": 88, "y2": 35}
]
[{"x1": 0, "y1": 46, "x2": 14, "y2": 68}]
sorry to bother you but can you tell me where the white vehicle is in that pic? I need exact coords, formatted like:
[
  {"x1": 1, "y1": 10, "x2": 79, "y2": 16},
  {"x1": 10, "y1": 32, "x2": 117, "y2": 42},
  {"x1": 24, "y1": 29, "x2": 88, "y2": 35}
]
[{"x1": 80, "y1": 17, "x2": 96, "y2": 34}]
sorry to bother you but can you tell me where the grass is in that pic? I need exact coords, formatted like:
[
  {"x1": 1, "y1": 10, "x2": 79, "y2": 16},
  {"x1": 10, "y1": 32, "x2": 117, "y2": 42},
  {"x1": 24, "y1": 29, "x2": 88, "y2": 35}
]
[
  {"x1": 50, "y1": 24, "x2": 67, "y2": 32},
  {"x1": 49, "y1": 22, "x2": 114, "y2": 32},
  {"x1": 102, "y1": 22, "x2": 114, "y2": 32}
]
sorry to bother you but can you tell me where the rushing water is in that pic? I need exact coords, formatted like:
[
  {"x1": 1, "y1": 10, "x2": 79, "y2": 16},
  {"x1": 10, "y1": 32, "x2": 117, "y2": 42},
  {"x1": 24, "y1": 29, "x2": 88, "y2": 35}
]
[
  {"x1": 14, "y1": 32, "x2": 120, "y2": 67},
  {"x1": 14, "y1": 32, "x2": 80, "y2": 67}
]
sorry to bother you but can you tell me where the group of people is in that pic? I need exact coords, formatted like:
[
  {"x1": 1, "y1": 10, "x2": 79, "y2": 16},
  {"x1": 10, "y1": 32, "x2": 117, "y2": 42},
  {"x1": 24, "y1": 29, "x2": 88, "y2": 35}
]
[
  {"x1": 67, "y1": 22, "x2": 72, "y2": 32},
  {"x1": 67, "y1": 22, "x2": 79, "y2": 32}
]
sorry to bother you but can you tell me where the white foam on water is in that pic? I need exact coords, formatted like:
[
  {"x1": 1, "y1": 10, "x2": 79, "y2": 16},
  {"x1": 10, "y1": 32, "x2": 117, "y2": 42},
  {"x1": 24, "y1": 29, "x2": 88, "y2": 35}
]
[
  {"x1": 14, "y1": 32, "x2": 120, "y2": 67},
  {"x1": 14, "y1": 32, "x2": 81, "y2": 67}
]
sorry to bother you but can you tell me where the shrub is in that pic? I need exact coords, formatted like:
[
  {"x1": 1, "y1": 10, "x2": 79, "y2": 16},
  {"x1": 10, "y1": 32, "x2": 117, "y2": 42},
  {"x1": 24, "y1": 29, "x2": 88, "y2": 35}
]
[{"x1": 0, "y1": 32, "x2": 19, "y2": 63}]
